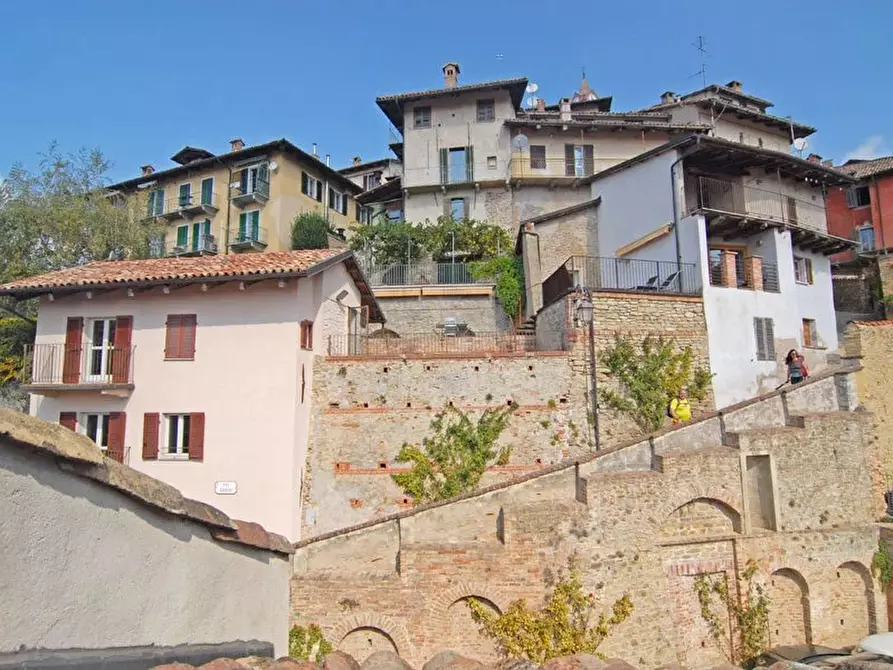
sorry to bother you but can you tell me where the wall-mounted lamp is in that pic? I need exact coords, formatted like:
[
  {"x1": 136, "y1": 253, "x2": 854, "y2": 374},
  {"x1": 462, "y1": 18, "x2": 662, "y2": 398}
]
[{"x1": 335, "y1": 290, "x2": 349, "y2": 302}]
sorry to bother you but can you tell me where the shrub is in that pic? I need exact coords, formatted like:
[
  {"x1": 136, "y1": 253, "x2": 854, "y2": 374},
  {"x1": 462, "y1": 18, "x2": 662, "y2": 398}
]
[
  {"x1": 288, "y1": 623, "x2": 333, "y2": 661},
  {"x1": 290, "y1": 212, "x2": 331, "y2": 250}
]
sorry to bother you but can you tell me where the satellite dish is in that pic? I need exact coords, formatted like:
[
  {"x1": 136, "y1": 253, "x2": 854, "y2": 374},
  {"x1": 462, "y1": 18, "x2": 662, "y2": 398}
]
[
  {"x1": 526, "y1": 83, "x2": 539, "y2": 94},
  {"x1": 269, "y1": 160, "x2": 279, "y2": 172},
  {"x1": 525, "y1": 97, "x2": 536, "y2": 108},
  {"x1": 511, "y1": 134, "x2": 529, "y2": 151},
  {"x1": 792, "y1": 138, "x2": 808, "y2": 153}
]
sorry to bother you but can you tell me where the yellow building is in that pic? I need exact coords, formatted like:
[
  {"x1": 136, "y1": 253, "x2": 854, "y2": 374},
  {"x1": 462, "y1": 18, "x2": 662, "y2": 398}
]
[{"x1": 111, "y1": 138, "x2": 362, "y2": 256}]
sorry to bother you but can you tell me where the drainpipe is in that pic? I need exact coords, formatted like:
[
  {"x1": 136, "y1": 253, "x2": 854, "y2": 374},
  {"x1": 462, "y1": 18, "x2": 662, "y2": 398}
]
[
  {"x1": 669, "y1": 155, "x2": 686, "y2": 292},
  {"x1": 873, "y1": 178, "x2": 887, "y2": 254},
  {"x1": 223, "y1": 163, "x2": 234, "y2": 255}
]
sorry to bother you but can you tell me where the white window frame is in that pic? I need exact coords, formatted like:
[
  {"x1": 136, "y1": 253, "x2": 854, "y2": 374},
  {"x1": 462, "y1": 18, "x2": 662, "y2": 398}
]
[
  {"x1": 148, "y1": 189, "x2": 165, "y2": 217},
  {"x1": 86, "y1": 317, "x2": 117, "y2": 381},
  {"x1": 303, "y1": 175, "x2": 320, "y2": 199},
  {"x1": 331, "y1": 189, "x2": 343, "y2": 213},
  {"x1": 858, "y1": 224, "x2": 876, "y2": 252},
  {"x1": 79, "y1": 412, "x2": 110, "y2": 452},
  {"x1": 200, "y1": 177, "x2": 214, "y2": 205},
  {"x1": 162, "y1": 413, "x2": 191, "y2": 460},
  {"x1": 178, "y1": 182, "x2": 193, "y2": 207},
  {"x1": 847, "y1": 185, "x2": 871, "y2": 209},
  {"x1": 793, "y1": 256, "x2": 812, "y2": 285}
]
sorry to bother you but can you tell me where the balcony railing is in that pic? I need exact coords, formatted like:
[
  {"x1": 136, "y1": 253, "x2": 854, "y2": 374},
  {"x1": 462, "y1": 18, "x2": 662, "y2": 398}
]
[
  {"x1": 708, "y1": 252, "x2": 781, "y2": 293},
  {"x1": 229, "y1": 226, "x2": 268, "y2": 252},
  {"x1": 359, "y1": 262, "x2": 486, "y2": 287},
  {"x1": 543, "y1": 255, "x2": 700, "y2": 306},
  {"x1": 231, "y1": 179, "x2": 270, "y2": 207},
  {"x1": 168, "y1": 234, "x2": 219, "y2": 257},
  {"x1": 22, "y1": 343, "x2": 135, "y2": 390},
  {"x1": 161, "y1": 191, "x2": 220, "y2": 220},
  {"x1": 691, "y1": 176, "x2": 827, "y2": 232},
  {"x1": 327, "y1": 331, "x2": 566, "y2": 358},
  {"x1": 509, "y1": 156, "x2": 624, "y2": 180}
]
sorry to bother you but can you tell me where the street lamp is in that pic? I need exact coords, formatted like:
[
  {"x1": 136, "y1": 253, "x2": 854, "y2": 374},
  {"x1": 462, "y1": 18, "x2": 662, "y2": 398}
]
[{"x1": 576, "y1": 296, "x2": 600, "y2": 452}]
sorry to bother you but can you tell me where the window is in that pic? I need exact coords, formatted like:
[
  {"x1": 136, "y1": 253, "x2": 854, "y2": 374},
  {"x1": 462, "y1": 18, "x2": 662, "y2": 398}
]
[
  {"x1": 441, "y1": 147, "x2": 472, "y2": 184},
  {"x1": 564, "y1": 144, "x2": 594, "y2": 177},
  {"x1": 486, "y1": 156, "x2": 497, "y2": 170},
  {"x1": 240, "y1": 163, "x2": 269, "y2": 196},
  {"x1": 793, "y1": 256, "x2": 813, "y2": 285},
  {"x1": 357, "y1": 204, "x2": 372, "y2": 225},
  {"x1": 80, "y1": 412, "x2": 110, "y2": 452},
  {"x1": 363, "y1": 172, "x2": 382, "y2": 190},
  {"x1": 200, "y1": 177, "x2": 214, "y2": 206},
  {"x1": 476, "y1": 99, "x2": 495, "y2": 122},
  {"x1": 301, "y1": 172, "x2": 322, "y2": 201},
  {"x1": 530, "y1": 145, "x2": 546, "y2": 169},
  {"x1": 165, "y1": 314, "x2": 197, "y2": 360},
  {"x1": 858, "y1": 224, "x2": 876, "y2": 252},
  {"x1": 846, "y1": 185, "x2": 871, "y2": 209},
  {"x1": 191, "y1": 219, "x2": 212, "y2": 251},
  {"x1": 300, "y1": 320, "x2": 314, "y2": 350},
  {"x1": 176, "y1": 225, "x2": 188, "y2": 249},
  {"x1": 753, "y1": 317, "x2": 776, "y2": 362},
  {"x1": 164, "y1": 414, "x2": 191, "y2": 457},
  {"x1": 147, "y1": 189, "x2": 164, "y2": 217},
  {"x1": 450, "y1": 197, "x2": 467, "y2": 221},
  {"x1": 238, "y1": 210, "x2": 261, "y2": 242},
  {"x1": 802, "y1": 318, "x2": 818, "y2": 348},
  {"x1": 386, "y1": 207, "x2": 403, "y2": 223},
  {"x1": 328, "y1": 187, "x2": 344, "y2": 214},
  {"x1": 178, "y1": 183, "x2": 192, "y2": 207},
  {"x1": 413, "y1": 106, "x2": 431, "y2": 129},
  {"x1": 87, "y1": 318, "x2": 117, "y2": 380}
]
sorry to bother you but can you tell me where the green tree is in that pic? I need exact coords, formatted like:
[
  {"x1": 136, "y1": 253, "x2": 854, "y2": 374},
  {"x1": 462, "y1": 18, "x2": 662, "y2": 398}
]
[
  {"x1": 598, "y1": 335, "x2": 712, "y2": 431},
  {"x1": 467, "y1": 557, "x2": 634, "y2": 663},
  {"x1": 349, "y1": 219, "x2": 430, "y2": 266},
  {"x1": 391, "y1": 404, "x2": 516, "y2": 503},
  {"x1": 471, "y1": 256, "x2": 525, "y2": 320},
  {"x1": 290, "y1": 211, "x2": 331, "y2": 250}
]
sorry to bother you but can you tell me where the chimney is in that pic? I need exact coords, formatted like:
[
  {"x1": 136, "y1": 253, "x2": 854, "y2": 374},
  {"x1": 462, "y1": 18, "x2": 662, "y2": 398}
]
[
  {"x1": 807, "y1": 153, "x2": 822, "y2": 163},
  {"x1": 141, "y1": 164, "x2": 155, "y2": 176},
  {"x1": 821, "y1": 159, "x2": 834, "y2": 168},
  {"x1": 230, "y1": 138, "x2": 244, "y2": 152},
  {"x1": 660, "y1": 91, "x2": 677, "y2": 104},
  {"x1": 353, "y1": 156, "x2": 362, "y2": 166},
  {"x1": 726, "y1": 80, "x2": 743, "y2": 93},
  {"x1": 312, "y1": 143, "x2": 318, "y2": 156},
  {"x1": 325, "y1": 153, "x2": 331, "y2": 167},
  {"x1": 559, "y1": 98, "x2": 572, "y2": 122},
  {"x1": 536, "y1": 98, "x2": 546, "y2": 112},
  {"x1": 442, "y1": 62, "x2": 460, "y2": 89}
]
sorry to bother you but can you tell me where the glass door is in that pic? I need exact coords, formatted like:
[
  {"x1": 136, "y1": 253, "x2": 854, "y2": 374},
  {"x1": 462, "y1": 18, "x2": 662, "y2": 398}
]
[
  {"x1": 574, "y1": 146, "x2": 585, "y2": 177},
  {"x1": 178, "y1": 183, "x2": 192, "y2": 207},
  {"x1": 87, "y1": 318, "x2": 116, "y2": 381}
]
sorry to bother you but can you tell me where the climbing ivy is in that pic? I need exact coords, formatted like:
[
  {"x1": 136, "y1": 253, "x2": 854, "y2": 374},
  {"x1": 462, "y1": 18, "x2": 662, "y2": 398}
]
[
  {"x1": 692, "y1": 560, "x2": 770, "y2": 667},
  {"x1": 467, "y1": 557, "x2": 634, "y2": 663},
  {"x1": 599, "y1": 334, "x2": 712, "y2": 431},
  {"x1": 288, "y1": 624, "x2": 333, "y2": 661},
  {"x1": 471, "y1": 256, "x2": 525, "y2": 320},
  {"x1": 392, "y1": 404, "x2": 516, "y2": 504},
  {"x1": 872, "y1": 539, "x2": 893, "y2": 587}
]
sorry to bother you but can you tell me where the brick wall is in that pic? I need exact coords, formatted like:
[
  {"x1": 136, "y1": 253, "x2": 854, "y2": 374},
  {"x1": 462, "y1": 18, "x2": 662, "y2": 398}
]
[
  {"x1": 291, "y1": 373, "x2": 882, "y2": 669},
  {"x1": 374, "y1": 294, "x2": 512, "y2": 337},
  {"x1": 302, "y1": 292, "x2": 712, "y2": 537}
]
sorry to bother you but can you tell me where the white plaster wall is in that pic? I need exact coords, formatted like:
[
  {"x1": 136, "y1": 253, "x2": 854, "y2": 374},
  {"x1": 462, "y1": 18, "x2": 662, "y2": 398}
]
[
  {"x1": 29, "y1": 264, "x2": 363, "y2": 540},
  {"x1": 0, "y1": 442, "x2": 290, "y2": 655}
]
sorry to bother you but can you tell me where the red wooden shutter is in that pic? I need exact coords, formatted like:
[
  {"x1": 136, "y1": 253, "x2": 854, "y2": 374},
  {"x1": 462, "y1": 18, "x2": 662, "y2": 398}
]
[
  {"x1": 164, "y1": 315, "x2": 181, "y2": 358},
  {"x1": 189, "y1": 412, "x2": 205, "y2": 461},
  {"x1": 59, "y1": 412, "x2": 77, "y2": 431},
  {"x1": 112, "y1": 316, "x2": 133, "y2": 384},
  {"x1": 107, "y1": 412, "x2": 126, "y2": 463},
  {"x1": 142, "y1": 412, "x2": 159, "y2": 460},
  {"x1": 182, "y1": 315, "x2": 197, "y2": 359},
  {"x1": 62, "y1": 317, "x2": 83, "y2": 384}
]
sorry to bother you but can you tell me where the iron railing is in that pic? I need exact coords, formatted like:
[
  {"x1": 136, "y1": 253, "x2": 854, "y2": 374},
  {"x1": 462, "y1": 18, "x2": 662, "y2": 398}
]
[
  {"x1": 543, "y1": 256, "x2": 700, "y2": 305},
  {"x1": 509, "y1": 156, "x2": 625, "y2": 179},
  {"x1": 708, "y1": 253, "x2": 781, "y2": 293},
  {"x1": 230, "y1": 226, "x2": 268, "y2": 247},
  {"x1": 327, "y1": 331, "x2": 566, "y2": 357},
  {"x1": 22, "y1": 343, "x2": 135, "y2": 386},
  {"x1": 168, "y1": 234, "x2": 219, "y2": 256},
  {"x1": 165, "y1": 190, "x2": 220, "y2": 216},
  {"x1": 358, "y1": 262, "x2": 486, "y2": 286},
  {"x1": 691, "y1": 176, "x2": 827, "y2": 232},
  {"x1": 232, "y1": 178, "x2": 270, "y2": 202}
]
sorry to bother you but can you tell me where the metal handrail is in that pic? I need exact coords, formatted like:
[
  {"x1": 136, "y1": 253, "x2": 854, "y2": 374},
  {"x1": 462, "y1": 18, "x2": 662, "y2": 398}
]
[
  {"x1": 231, "y1": 226, "x2": 268, "y2": 245},
  {"x1": 693, "y1": 176, "x2": 826, "y2": 231},
  {"x1": 358, "y1": 262, "x2": 486, "y2": 286},
  {"x1": 22, "y1": 343, "x2": 136, "y2": 386}
]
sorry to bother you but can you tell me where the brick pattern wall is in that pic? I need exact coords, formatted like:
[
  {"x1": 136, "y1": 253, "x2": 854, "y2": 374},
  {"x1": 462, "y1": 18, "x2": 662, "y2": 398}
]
[
  {"x1": 768, "y1": 568, "x2": 811, "y2": 646},
  {"x1": 292, "y1": 388, "x2": 882, "y2": 668}
]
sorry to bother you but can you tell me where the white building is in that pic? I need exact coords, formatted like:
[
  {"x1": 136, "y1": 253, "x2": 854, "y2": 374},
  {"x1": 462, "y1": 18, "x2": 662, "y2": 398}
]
[{"x1": 0, "y1": 250, "x2": 384, "y2": 539}]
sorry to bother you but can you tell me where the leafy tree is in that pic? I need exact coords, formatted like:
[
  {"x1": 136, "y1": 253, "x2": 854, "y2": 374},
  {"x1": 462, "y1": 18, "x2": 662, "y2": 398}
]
[
  {"x1": 288, "y1": 624, "x2": 332, "y2": 661},
  {"x1": 290, "y1": 211, "x2": 331, "y2": 250},
  {"x1": 427, "y1": 217, "x2": 513, "y2": 260},
  {"x1": 598, "y1": 335, "x2": 712, "y2": 431},
  {"x1": 391, "y1": 404, "x2": 516, "y2": 503},
  {"x1": 349, "y1": 219, "x2": 430, "y2": 266},
  {"x1": 471, "y1": 256, "x2": 525, "y2": 320},
  {"x1": 468, "y1": 557, "x2": 634, "y2": 662},
  {"x1": 693, "y1": 560, "x2": 770, "y2": 666}
]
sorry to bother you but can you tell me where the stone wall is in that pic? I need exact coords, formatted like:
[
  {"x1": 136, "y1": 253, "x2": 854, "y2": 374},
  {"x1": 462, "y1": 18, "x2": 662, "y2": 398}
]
[
  {"x1": 373, "y1": 293, "x2": 512, "y2": 336},
  {"x1": 0, "y1": 410, "x2": 291, "y2": 658},
  {"x1": 291, "y1": 371, "x2": 882, "y2": 669},
  {"x1": 302, "y1": 292, "x2": 712, "y2": 537}
]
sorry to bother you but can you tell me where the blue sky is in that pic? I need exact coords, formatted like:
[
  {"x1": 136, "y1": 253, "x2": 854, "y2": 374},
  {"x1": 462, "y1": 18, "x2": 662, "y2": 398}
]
[{"x1": 2, "y1": 0, "x2": 891, "y2": 183}]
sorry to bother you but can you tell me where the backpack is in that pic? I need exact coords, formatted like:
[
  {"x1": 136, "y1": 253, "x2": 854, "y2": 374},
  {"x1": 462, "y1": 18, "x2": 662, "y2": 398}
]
[{"x1": 666, "y1": 399, "x2": 675, "y2": 418}]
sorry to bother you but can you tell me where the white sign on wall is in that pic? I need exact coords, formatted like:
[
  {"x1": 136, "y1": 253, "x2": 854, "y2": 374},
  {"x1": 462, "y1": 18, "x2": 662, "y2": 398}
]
[{"x1": 214, "y1": 481, "x2": 238, "y2": 495}]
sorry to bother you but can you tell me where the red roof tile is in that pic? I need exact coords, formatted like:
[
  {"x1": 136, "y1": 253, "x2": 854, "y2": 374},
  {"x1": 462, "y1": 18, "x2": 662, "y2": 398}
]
[{"x1": 0, "y1": 249, "x2": 346, "y2": 295}]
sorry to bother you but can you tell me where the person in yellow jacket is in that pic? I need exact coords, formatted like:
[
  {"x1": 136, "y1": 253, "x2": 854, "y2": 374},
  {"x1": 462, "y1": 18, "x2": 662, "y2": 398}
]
[{"x1": 669, "y1": 388, "x2": 692, "y2": 425}]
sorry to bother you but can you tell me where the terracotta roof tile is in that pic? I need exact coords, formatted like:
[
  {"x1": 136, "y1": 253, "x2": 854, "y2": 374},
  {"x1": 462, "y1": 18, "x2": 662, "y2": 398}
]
[
  {"x1": 0, "y1": 249, "x2": 346, "y2": 295},
  {"x1": 836, "y1": 156, "x2": 893, "y2": 180}
]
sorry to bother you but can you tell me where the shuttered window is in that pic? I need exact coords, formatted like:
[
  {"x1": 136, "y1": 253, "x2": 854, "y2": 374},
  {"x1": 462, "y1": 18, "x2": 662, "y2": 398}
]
[
  {"x1": 165, "y1": 314, "x2": 197, "y2": 360},
  {"x1": 300, "y1": 320, "x2": 314, "y2": 350},
  {"x1": 413, "y1": 106, "x2": 431, "y2": 129},
  {"x1": 753, "y1": 317, "x2": 776, "y2": 362}
]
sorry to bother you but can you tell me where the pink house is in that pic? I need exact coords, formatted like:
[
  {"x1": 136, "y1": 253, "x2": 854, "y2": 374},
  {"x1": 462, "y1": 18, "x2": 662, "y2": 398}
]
[{"x1": 0, "y1": 250, "x2": 383, "y2": 539}]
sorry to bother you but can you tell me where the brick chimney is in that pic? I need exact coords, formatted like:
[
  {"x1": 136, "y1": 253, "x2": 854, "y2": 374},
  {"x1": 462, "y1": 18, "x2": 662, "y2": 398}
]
[
  {"x1": 726, "y1": 80, "x2": 743, "y2": 93},
  {"x1": 230, "y1": 138, "x2": 244, "y2": 152},
  {"x1": 442, "y1": 62, "x2": 460, "y2": 89},
  {"x1": 660, "y1": 91, "x2": 677, "y2": 104},
  {"x1": 353, "y1": 156, "x2": 363, "y2": 166},
  {"x1": 140, "y1": 164, "x2": 155, "y2": 176},
  {"x1": 559, "y1": 98, "x2": 572, "y2": 122},
  {"x1": 807, "y1": 153, "x2": 822, "y2": 163},
  {"x1": 536, "y1": 98, "x2": 546, "y2": 112}
]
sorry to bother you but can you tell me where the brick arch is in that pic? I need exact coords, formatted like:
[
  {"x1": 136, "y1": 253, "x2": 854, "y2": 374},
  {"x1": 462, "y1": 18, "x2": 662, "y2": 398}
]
[
  {"x1": 660, "y1": 497, "x2": 742, "y2": 538},
  {"x1": 657, "y1": 484, "x2": 742, "y2": 532},
  {"x1": 768, "y1": 567, "x2": 812, "y2": 646},
  {"x1": 331, "y1": 612, "x2": 412, "y2": 659},
  {"x1": 429, "y1": 581, "x2": 509, "y2": 621},
  {"x1": 825, "y1": 561, "x2": 877, "y2": 648}
]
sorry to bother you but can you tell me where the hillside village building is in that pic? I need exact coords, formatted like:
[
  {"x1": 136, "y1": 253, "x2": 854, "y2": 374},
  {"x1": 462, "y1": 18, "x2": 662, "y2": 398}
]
[
  {"x1": 0, "y1": 250, "x2": 384, "y2": 539},
  {"x1": 110, "y1": 138, "x2": 363, "y2": 258}
]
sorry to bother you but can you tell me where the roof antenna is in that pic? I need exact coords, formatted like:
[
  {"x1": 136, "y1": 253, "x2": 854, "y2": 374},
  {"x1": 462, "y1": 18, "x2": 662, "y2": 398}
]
[{"x1": 688, "y1": 35, "x2": 708, "y2": 88}]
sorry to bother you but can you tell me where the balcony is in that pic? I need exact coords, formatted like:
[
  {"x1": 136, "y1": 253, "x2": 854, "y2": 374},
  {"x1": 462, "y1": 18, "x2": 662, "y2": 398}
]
[
  {"x1": 22, "y1": 343, "x2": 135, "y2": 396},
  {"x1": 168, "y1": 234, "x2": 219, "y2": 257},
  {"x1": 161, "y1": 191, "x2": 221, "y2": 220},
  {"x1": 359, "y1": 262, "x2": 486, "y2": 287},
  {"x1": 542, "y1": 255, "x2": 700, "y2": 306},
  {"x1": 708, "y1": 251, "x2": 781, "y2": 293},
  {"x1": 229, "y1": 226, "x2": 268, "y2": 252},
  {"x1": 509, "y1": 156, "x2": 624, "y2": 181},
  {"x1": 231, "y1": 179, "x2": 270, "y2": 208}
]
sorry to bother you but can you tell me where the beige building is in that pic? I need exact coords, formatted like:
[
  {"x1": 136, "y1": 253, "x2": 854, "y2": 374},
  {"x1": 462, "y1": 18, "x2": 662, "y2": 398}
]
[
  {"x1": 0, "y1": 249, "x2": 384, "y2": 540},
  {"x1": 111, "y1": 138, "x2": 363, "y2": 257}
]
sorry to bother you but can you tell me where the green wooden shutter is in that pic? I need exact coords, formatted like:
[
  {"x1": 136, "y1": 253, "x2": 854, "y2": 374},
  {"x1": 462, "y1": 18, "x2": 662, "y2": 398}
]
[
  {"x1": 201, "y1": 178, "x2": 213, "y2": 205},
  {"x1": 465, "y1": 146, "x2": 474, "y2": 182},
  {"x1": 301, "y1": 171, "x2": 308, "y2": 195},
  {"x1": 192, "y1": 223, "x2": 200, "y2": 251},
  {"x1": 251, "y1": 211, "x2": 260, "y2": 240},
  {"x1": 202, "y1": 219, "x2": 211, "y2": 237},
  {"x1": 179, "y1": 183, "x2": 191, "y2": 207},
  {"x1": 328, "y1": 187, "x2": 335, "y2": 209},
  {"x1": 239, "y1": 170, "x2": 248, "y2": 192},
  {"x1": 238, "y1": 213, "x2": 247, "y2": 241},
  {"x1": 439, "y1": 148, "x2": 448, "y2": 184},
  {"x1": 177, "y1": 225, "x2": 188, "y2": 247}
]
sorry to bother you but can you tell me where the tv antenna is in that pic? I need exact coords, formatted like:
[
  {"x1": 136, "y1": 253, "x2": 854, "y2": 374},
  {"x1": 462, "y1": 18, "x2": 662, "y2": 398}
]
[
  {"x1": 525, "y1": 83, "x2": 539, "y2": 109},
  {"x1": 689, "y1": 36, "x2": 708, "y2": 87}
]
